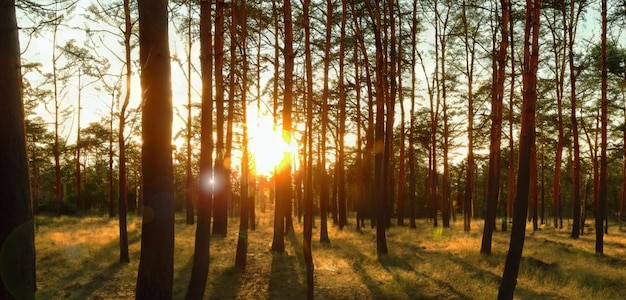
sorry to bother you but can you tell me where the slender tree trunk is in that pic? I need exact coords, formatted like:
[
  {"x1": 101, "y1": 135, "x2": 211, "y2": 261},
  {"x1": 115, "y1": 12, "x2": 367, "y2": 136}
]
[
  {"x1": 109, "y1": 91, "x2": 115, "y2": 218},
  {"x1": 282, "y1": 4, "x2": 295, "y2": 236},
  {"x1": 506, "y1": 0, "x2": 516, "y2": 227},
  {"x1": 481, "y1": 0, "x2": 509, "y2": 255},
  {"x1": 462, "y1": 0, "x2": 477, "y2": 233},
  {"x1": 354, "y1": 38, "x2": 365, "y2": 231},
  {"x1": 235, "y1": 0, "x2": 250, "y2": 270},
  {"x1": 185, "y1": 0, "x2": 194, "y2": 225},
  {"x1": 351, "y1": 2, "x2": 375, "y2": 230},
  {"x1": 303, "y1": 1, "x2": 314, "y2": 297},
  {"x1": 212, "y1": 0, "x2": 228, "y2": 236},
  {"x1": 117, "y1": 0, "x2": 132, "y2": 264},
  {"x1": 397, "y1": 7, "x2": 406, "y2": 227},
  {"x1": 384, "y1": 0, "x2": 396, "y2": 230},
  {"x1": 365, "y1": 0, "x2": 388, "y2": 255},
  {"x1": 409, "y1": 0, "x2": 418, "y2": 229},
  {"x1": 337, "y1": 0, "x2": 348, "y2": 230},
  {"x1": 225, "y1": 0, "x2": 238, "y2": 222},
  {"x1": 76, "y1": 70, "x2": 82, "y2": 210},
  {"x1": 430, "y1": 0, "x2": 441, "y2": 228},
  {"x1": 135, "y1": 0, "x2": 175, "y2": 297},
  {"x1": 531, "y1": 137, "x2": 538, "y2": 232},
  {"x1": 273, "y1": 0, "x2": 295, "y2": 252},
  {"x1": 498, "y1": 0, "x2": 540, "y2": 295},
  {"x1": 567, "y1": 0, "x2": 583, "y2": 238},
  {"x1": 0, "y1": 2, "x2": 36, "y2": 297},
  {"x1": 597, "y1": 0, "x2": 607, "y2": 254},
  {"x1": 319, "y1": 0, "x2": 333, "y2": 243},
  {"x1": 186, "y1": 0, "x2": 213, "y2": 297},
  {"x1": 52, "y1": 24, "x2": 62, "y2": 215}
]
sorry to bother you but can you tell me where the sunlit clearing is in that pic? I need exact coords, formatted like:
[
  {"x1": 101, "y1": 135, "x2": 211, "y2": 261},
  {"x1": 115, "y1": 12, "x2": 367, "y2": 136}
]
[{"x1": 247, "y1": 106, "x2": 298, "y2": 177}]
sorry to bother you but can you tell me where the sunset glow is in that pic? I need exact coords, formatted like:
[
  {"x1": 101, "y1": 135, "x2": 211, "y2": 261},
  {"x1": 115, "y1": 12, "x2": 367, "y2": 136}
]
[{"x1": 247, "y1": 106, "x2": 298, "y2": 177}]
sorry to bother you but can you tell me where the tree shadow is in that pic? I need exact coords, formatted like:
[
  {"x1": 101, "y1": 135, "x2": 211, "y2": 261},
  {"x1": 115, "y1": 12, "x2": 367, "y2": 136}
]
[
  {"x1": 206, "y1": 264, "x2": 242, "y2": 300},
  {"x1": 377, "y1": 253, "x2": 470, "y2": 299},
  {"x1": 171, "y1": 254, "x2": 194, "y2": 298},
  {"x1": 268, "y1": 236, "x2": 306, "y2": 299},
  {"x1": 65, "y1": 229, "x2": 142, "y2": 299}
]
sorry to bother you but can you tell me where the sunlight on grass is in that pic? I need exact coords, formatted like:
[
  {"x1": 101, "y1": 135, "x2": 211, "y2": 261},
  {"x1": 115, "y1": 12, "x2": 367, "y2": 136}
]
[{"x1": 34, "y1": 212, "x2": 626, "y2": 299}]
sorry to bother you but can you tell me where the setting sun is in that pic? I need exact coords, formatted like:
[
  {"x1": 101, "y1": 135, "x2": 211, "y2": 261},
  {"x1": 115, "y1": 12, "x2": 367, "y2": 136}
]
[{"x1": 247, "y1": 106, "x2": 298, "y2": 177}]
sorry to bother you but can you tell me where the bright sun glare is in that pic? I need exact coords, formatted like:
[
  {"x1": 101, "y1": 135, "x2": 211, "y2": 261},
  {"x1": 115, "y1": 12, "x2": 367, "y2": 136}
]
[{"x1": 247, "y1": 106, "x2": 298, "y2": 177}]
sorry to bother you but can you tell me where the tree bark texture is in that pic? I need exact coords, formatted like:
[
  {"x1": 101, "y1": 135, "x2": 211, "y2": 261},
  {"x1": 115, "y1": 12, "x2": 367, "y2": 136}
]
[
  {"x1": 135, "y1": 0, "x2": 175, "y2": 298},
  {"x1": 0, "y1": 2, "x2": 36, "y2": 298},
  {"x1": 498, "y1": 0, "x2": 540, "y2": 297}
]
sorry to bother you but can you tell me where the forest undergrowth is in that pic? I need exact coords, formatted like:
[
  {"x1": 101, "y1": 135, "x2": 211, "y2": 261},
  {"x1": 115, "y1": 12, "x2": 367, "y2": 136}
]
[{"x1": 34, "y1": 211, "x2": 626, "y2": 299}]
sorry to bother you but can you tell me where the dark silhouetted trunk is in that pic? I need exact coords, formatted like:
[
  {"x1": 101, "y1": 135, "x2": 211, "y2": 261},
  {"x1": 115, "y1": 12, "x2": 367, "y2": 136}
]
[
  {"x1": 597, "y1": 0, "x2": 607, "y2": 254},
  {"x1": 365, "y1": 0, "x2": 388, "y2": 256},
  {"x1": 337, "y1": 0, "x2": 348, "y2": 230},
  {"x1": 186, "y1": 0, "x2": 213, "y2": 298},
  {"x1": 135, "y1": 0, "x2": 175, "y2": 298},
  {"x1": 213, "y1": 0, "x2": 228, "y2": 236},
  {"x1": 185, "y1": 0, "x2": 194, "y2": 225},
  {"x1": 319, "y1": 0, "x2": 332, "y2": 243},
  {"x1": 118, "y1": 0, "x2": 132, "y2": 264},
  {"x1": 0, "y1": 2, "x2": 36, "y2": 298},
  {"x1": 408, "y1": 0, "x2": 418, "y2": 229},
  {"x1": 303, "y1": 1, "x2": 314, "y2": 296},
  {"x1": 481, "y1": 0, "x2": 509, "y2": 255},
  {"x1": 235, "y1": 0, "x2": 249, "y2": 270}
]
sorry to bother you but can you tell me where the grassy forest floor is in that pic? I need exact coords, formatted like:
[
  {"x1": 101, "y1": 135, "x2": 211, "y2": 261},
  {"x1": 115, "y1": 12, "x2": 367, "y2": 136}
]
[{"x1": 35, "y1": 211, "x2": 626, "y2": 299}]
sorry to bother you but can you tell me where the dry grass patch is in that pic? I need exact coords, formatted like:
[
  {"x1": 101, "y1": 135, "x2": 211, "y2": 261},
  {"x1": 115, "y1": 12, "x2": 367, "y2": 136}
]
[{"x1": 35, "y1": 213, "x2": 626, "y2": 299}]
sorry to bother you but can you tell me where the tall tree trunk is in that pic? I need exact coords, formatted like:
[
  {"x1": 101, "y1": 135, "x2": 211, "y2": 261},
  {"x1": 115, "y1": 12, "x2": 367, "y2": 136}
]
[
  {"x1": 213, "y1": 0, "x2": 228, "y2": 236},
  {"x1": 0, "y1": 2, "x2": 36, "y2": 297},
  {"x1": 109, "y1": 91, "x2": 116, "y2": 218},
  {"x1": 384, "y1": 0, "x2": 396, "y2": 230},
  {"x1": 462, "y1": 0, "x2": 477, "y2": 233},
  {"x1": 567, "y1": 0, "x2": 584, "y2": 239},
  {"x1": 118, "y1": 0, "x2": 132, "y2": 264},
  {"x1": 226, "y1": 0, "x2": 238, "y2": 222},
  {"x1": 235, "y1": 0, "x2": 250, "y2": 270},
  {"x1": 498, "y1": 0, "x2": 540, "y2": 295},
  {"x1": 186, "y1": 0, "x2": 214, "y2": 297},
  {"x1": 337, "y1": 0, "x2": 348, "y2": 230},
  {"x1": 597, "y1": 0, "x2": 607, "y2": 254},
  {"x1": 397, "y1": 6, "x2": 406, "y2": 227},
  {"x1": 319, "y1": 0, "x2": 333, "y2": 244},
  {"x1": 272, "y1": 0, "x2": 294, "y2": 252},
  {"x1": 506, "y1": 0, "x2": 516, "y2": 227},
  {"x1": 438, "y1": 3, "x2": 450, "y2": 228},
  {"x1": 365, "y1": 0, "x2": 388, "y2": 256},
  {"x1": 303, "y1": 1, "x2": 314, "y2": 297},
  {"x1": 351, "y1": 2, "x2": 376, "y2": 230},
  {"x1": 76, "y1": 70, "x2": 82, "y2": 210},
  {"x1": 430, "y1": 0, "x2": 441, "y2": 228},
  {"x1": 135, "y1": 0, "x2": 175, "y2": 298},
  {"x1": 408, "y1": 0, "x2": 418, "y2": 229},
  {"x1": 53, "y1": 23, "x2": 62, "y2": 215},
  {"x1": 185, "y1": 0, "x2": 195, "y2": 225},
  {"x1": 481, "y1": 0, "x2": 509, "y2": 255},
  {"x1": 354, "y1": 38, "x2": 365, "y2": 231}
]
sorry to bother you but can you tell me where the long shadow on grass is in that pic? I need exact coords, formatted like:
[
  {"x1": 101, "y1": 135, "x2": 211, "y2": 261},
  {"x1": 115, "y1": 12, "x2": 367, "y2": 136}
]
[
  {"x1": 68, "y1": 229, "x2": 142, "y2": 299},
  {"x1": 206, "y1": 264, "x2": 242, "y2": 299},
  {"x1": 268, "y1": 234, "x2": 306, "y2": 299},
  {"x1": 378, "y1": 253, "x2": 470, "y2": 299},
  {"x1": 333, "y1": 239, "x2": 390, "y2": 299},
  {"x1": 171, "y1": 254, "x2": 194, "y2": 298}
]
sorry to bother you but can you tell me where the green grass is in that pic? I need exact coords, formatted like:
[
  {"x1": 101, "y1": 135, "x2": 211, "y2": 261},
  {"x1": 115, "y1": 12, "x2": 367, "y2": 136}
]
[{"x1": 34, "y1": 212, "x2": 626, "y2": 299}]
